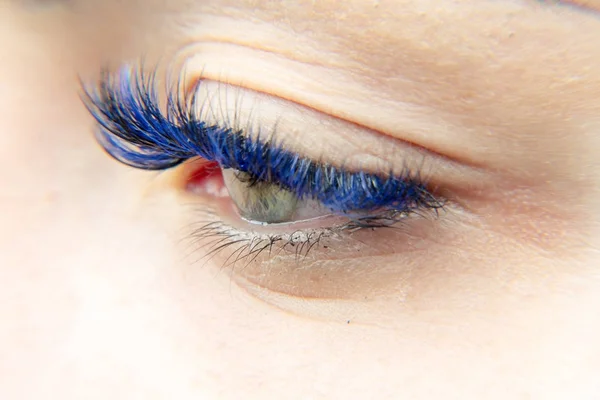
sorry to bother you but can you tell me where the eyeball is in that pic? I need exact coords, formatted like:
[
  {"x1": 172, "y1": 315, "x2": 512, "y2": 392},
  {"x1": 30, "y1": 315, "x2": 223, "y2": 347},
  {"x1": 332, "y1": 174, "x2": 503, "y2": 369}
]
[{"x1": 221, "y1": 168, "x2": 334, "y2": 225}]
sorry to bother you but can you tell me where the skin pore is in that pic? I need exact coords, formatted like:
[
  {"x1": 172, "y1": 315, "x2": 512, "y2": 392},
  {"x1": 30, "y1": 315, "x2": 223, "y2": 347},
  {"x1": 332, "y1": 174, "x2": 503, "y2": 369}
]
[{"x1": 1, "y1": 0, "x2": 599, "y2": 399}]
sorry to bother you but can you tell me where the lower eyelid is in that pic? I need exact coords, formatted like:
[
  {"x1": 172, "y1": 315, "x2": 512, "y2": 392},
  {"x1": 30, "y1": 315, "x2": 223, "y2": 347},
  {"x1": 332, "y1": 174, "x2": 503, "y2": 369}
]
[
  {"x1": 174, "y1": 160, "x2": 432, "y2": 254},
  {"x1": 180, "y1": 203, "x2": 441, "y2": 305}
]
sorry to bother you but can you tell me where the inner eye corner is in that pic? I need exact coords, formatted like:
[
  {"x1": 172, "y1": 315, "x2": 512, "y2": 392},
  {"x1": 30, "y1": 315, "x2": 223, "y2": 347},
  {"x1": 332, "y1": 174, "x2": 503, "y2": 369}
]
[{"x1": 178, "y1": 158, "x2": 227, "y2": 198}]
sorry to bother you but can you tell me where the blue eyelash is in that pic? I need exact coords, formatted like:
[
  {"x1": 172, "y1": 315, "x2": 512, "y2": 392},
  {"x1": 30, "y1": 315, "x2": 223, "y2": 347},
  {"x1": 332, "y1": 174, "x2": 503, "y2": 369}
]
[{"x1": 82, "y1": 66, "x2": 440, "y2": 214}]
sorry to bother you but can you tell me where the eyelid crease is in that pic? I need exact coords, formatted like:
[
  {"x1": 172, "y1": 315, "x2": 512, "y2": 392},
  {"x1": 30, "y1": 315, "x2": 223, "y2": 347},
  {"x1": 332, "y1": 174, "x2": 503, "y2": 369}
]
[
  {"x1": 82, "y1": 65, "x2": 443, "y2": 216},
  {"x1": 182, "y1": 42, "x2": 497, "y2": 174},
  {"x1": 187, "y1": 74, "x2": 496, "y2": 204},
  {"x1": 177, "y1": 36, "x2": 343, "y2": 73}
]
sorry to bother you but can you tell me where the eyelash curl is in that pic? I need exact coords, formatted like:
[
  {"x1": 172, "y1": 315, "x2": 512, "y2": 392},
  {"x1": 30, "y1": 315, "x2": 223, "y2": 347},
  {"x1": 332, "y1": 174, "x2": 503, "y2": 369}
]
[{"x1": 81, "y1": 65, "x2": 443, "y2": 261}]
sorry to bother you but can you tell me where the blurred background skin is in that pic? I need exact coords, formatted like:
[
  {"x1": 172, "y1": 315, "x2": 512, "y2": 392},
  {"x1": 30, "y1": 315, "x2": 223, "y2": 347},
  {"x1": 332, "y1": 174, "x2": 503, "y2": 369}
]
[{"x1": 1, "y1": 1, "x2": 600, "y2": 399}]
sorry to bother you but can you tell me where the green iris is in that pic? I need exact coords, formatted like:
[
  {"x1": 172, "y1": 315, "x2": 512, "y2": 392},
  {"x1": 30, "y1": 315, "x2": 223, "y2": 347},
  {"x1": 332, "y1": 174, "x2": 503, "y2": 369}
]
[{"x1": 222, "y1": 169, "x2": 299, "y2": 224}]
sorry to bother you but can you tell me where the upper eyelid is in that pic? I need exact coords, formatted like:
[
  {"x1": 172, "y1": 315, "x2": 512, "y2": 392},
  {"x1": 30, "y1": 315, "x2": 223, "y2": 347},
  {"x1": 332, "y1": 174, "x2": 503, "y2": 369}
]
[
  {"x1": 185, "y1": 71, "x2": 492, "y2": 196},
  {"x1": 82, "y1": 65, "x2": 441, "y2": 214}
]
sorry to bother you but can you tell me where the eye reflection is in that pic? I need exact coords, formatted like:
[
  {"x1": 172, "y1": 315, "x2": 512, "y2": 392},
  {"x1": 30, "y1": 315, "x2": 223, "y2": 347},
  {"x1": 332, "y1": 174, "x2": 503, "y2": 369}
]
[{"x1": 221, "y1": 168, "x2": 333, "y2": 225}]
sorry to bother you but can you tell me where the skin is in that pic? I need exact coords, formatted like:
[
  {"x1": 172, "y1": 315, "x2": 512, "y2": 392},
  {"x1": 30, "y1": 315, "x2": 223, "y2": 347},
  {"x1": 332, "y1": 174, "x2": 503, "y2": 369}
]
[{"x1": 1, "y1": 0, "x2": 600, "y2": 398}]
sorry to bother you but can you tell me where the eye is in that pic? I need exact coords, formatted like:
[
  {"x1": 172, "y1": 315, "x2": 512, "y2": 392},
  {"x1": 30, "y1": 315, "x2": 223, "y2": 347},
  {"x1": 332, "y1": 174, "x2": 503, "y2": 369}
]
[
  {"x1": 222, "y1": 168, "x2": 332, "y2": 224},
  {"x1": 185, "y1": 160, "x2": 336, "y2": 226},
  {"x1": 82, "y1": 64, "x2": 446, "y2": 285}
]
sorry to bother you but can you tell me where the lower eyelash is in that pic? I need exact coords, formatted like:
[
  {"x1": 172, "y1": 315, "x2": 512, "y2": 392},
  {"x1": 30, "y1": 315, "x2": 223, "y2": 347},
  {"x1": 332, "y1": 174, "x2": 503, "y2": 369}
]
[
  {"x1": 189, "y1": 220, "x2": 332, "y2": 267},
  {"x1": 185, "y1": 208, "x2": 424, "y2": 268}
]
